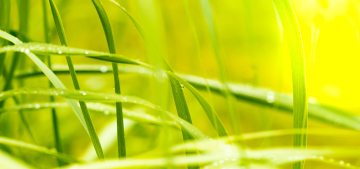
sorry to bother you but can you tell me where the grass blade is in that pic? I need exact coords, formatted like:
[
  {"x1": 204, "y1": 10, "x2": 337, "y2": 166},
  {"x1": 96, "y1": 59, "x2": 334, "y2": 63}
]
[
  {"x1": 0, "y1": 137, "x2": 81, "y2": 163},
  {"x1": 89, "y1": 0, "x2": 125, "y2": 158},
  {"x1": 272, "y1": 1, "x2": 307, "y2": 169},
  {"x1": 42, "y1": 0, "x2": 63, "y2": 165},
  {"x1": 0, "y1": 88, "x2": 207, "y2": 139},
  {"x1": 48, "y1": 0, "x2": 104, "y2": 159},
  {"x1": 0, "y1": 150, "x2": 33, "y2": 169}
]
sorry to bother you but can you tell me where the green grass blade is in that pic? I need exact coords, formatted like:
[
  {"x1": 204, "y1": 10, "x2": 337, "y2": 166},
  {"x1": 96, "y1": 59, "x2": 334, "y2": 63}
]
[
  {"x1": 0, "y1": 102, "x2": 179, "y2": 128},
  {"x1": 42, "y1": 0, "x2": 63, "y2": 165},
  {"x1": 89, "y1": 0, "x2": 125, "y2": 158},
  {"x1": 0, "y1": 137, "x2": 81, "y2": 163},
  {"x1": 199, "y1": 0, "x2": 239, "y2": 135},
  {"x1": 0, "y1": 29, "x2": 90, "y2": 147},
  {"x1": 110, "y1": 1, "x2": 227, "y2": 140},
  {"x1": 0, "y1": 88, "x2": 207, "y2": 139},
  {"x1": 48, "y1": 0, "x2": 104, "y2": 159},
  {"x1": 272, "y1": 1, "x2": 307, "y2": 169}
]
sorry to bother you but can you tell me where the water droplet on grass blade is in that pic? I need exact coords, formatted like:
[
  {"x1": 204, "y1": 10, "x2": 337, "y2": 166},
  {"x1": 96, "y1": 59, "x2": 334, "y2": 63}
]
[
  {"x1": 100, "y1": 66, "x2": 108, "y2": 73},
  {"x1": 266, "y1": 91, "x2": 275, "y2": 103}
]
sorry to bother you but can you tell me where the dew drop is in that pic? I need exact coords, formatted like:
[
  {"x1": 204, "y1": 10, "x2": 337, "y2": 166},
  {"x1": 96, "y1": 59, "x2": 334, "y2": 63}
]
[
  {"x1": 25, "y1": 48, "x2": 30, "y2": 53},
  {"x1": 82, "y1": 92, "x2": 87, "y2": 96},
  {"x1": 34, "y1": 104, "x2": 40, "y2": 109},
  {"x1": 100, "y1": 66, "x2": 108, "y2": 73},
  {"x1": 20, "y1": 48, "x2": 25, "y2": 52},
  {"x1": 104, "y1": 110, "x2": 110, "y2": 115},
  {"x1": 181, "y1": 84, "x2": 185, "y2": 89},
  {"x1": 339, "y1": 161, "x2": 344, "y2": 165},
  {"x1": 58, "y1": 50, "x2": 62, "y2": 54},
  {"x1": 85, "y1": 51, "x2": 89, "y2": 54},
  {"x1": 266, "y1": 91, "x2": 275, "y2": 103}
]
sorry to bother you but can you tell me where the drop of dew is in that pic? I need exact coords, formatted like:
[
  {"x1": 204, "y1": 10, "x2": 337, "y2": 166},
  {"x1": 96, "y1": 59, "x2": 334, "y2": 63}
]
[
  {"x1": 20, "y1": 48, "x2": 25, "y2": 52},
  {"x1": 100, "y1": 66, "x2": 108, "y2": 73},
  {"x1": 104, "y1": 110, "x2": 110, "y2": 115},
  {"x1": 266, "y1": 91, "x2": 275, "y2": 103},
  {"x1": 34, "y1": 104, "x2": 40, "y2": 109},
  {"x1": 181, "y1": 84, "x2": 185, "y2": 89},
  {"x1": 58, "y1": 50, "x2": 62, "y2": 54},
  {"x1": 339, "y1": 161, "x2": 344, "y2": 165},
  {"x1": 85, "y1": 51, "x2": 89, "y2": 54},
  {"x1": 82, "y1": 92, "x2": 87, "y2": 96},
  {"x1": 25, "y1": 48, "x2": 30, "y2": 53}
]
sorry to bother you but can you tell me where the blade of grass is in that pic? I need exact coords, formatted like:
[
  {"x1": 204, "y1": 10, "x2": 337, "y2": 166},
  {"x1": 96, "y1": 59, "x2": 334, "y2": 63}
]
[
  {"x1": 0, "y1": 28, "x2": 91, "y2": 151},
  {"x1": 42, "y1": 0, "x2": 63, "y2": 166},
  {"x1": 88, "y1": 0, "x2": 125, "y2": 157},
  {"x1": 14, "y1": 65, "x2": 360, "y2": 132},
  {"x1": 0, "y1": 150, "x2": 33, "y2": 169},
  {"x1": 48, "y1": 0, "x2": 104, "y2": 160},
  {"x1": 109, "y1": 2, "x2": 228, "y2": 144},
  {"x1": 0, "y1": 102, "x2": 179, "y2": 128},
  {"x1": 199, "y1": 0, "x2": 239, "y2": 135},
  {"x1": 272, "y1": 1, "x2": 308, "y2": 169},
  {"x1": 0, "y1": 88, "x2": 208, "y2": 139},
  {"x1": 0, "y1": 137, "x2": 81, "y2": 163}
]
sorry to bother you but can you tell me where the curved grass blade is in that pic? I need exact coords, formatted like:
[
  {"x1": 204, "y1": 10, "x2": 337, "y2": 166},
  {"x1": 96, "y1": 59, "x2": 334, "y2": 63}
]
[
  {"x1": 0, "y1": 88, "x2": 207, "y2": 139},
  {"x1": 48, "y1": 0, "x2": 104, "y2": 159},
  {"x1": 0, "y1": 102, "x2": 178, "y2": 128},
  {"x1": 90, "y1": 0, "x2": 126, "y2": 158},
  {"x1": 0, "y1": 42, "x2": 145, "y2": 66},
  {"x1": 272, "y1": 1, "x2": 307, "y2": 169},
  {"x1": 0, "y1": 29, "x2": 90, "y2": 149},
  {"x1": 14, "y1": 65, "x2": 360, "y2": 132},
  {"x1": 0, "y1": 137, "x2": 81, "y2": 163}
]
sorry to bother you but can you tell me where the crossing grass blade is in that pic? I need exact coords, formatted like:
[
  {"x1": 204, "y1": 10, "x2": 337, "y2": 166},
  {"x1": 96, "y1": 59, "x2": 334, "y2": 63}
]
[
  {"x1": 0, "y1": 137, "x2": 81, "y2": 163},
  {"x1": 0, "y1": 88, "x2": 208, "y2": 139},
  {"x1": 89, "y1": 0, "x2": 126, "y2": 158},
  {"x1": 42, "y1": 0, "x2": 63, "y2": 165},
  {"x1": 109, "y1": 0, "x2": 228, "y2": 138},
  {"x1": 0, "y1": 150, "x2": 33, "y2": 169},
  {"x1": 272, "y1": 0, "x2": 307, "y2": 169},
  {"x1": 15, "y1": 65, "x2": 360, "y2": 133},
  {"x1": 48, "y1": 0, "x2": 104, "y2": 159},
  {"x1": 0, "y1": 102, "x2": 179, "y2": 128}
]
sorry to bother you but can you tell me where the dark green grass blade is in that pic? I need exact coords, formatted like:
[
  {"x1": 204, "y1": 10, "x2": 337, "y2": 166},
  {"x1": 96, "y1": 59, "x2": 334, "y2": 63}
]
[
  {"x1": 42, "y1": 0, "x2": 63, "y2": 166},
  {"x1": 48, "y1": 0, "x2": 104, "y2": 160},
  {"x1": 89, "y1": 0, "x2": 125, "y2": 158},
  {"x1": 273, "y1": 0, "x2": 307, "y2": 169}
]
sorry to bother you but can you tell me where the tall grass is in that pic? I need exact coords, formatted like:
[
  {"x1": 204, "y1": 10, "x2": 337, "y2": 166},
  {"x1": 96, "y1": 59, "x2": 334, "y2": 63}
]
[{"x1": 0, "y1": 0, "x2": 359, "y2": 169}]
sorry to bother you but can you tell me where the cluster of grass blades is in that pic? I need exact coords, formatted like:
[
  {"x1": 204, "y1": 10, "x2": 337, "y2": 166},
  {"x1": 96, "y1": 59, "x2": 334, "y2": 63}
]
[{"x1": 0, "y1": 0, "x2": 359, "y2": 169}]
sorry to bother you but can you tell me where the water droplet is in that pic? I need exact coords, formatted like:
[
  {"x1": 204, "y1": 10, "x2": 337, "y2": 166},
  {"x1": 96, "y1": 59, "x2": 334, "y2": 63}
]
[
  {"x1": 100, "y1": 66, "x2": 108, "y2": 73},
  {"x1": 25, "y1": 48, "x2": 30, "y2": 53},
  {"x1": 58, "y1": 50, "x2": 62, "y2": 54},
  {"x1": 181, "y1": 84, "x2": 185, "y2": 89},
  {"x1": 346, "y1": 163, "x2": 351, "y2": 166},
  {"x1": 20, "y1": 48, "x2": 25, "y2": 52},
  {"x1": 85, "y1": 51, "x2": 89, "y2": 54},
  {"x1": 329, "y1": 159, "x2": 334, "y2": 162},
  {"x1": 266, "y1": 91, "x2": 275, "y2": 103},
  {"x1": 339, "y1": 161, "x2": 344, "y2": 165},
  {"x1": 82, "y1": 92, "x2": 87, "y2": 96},
  {"x1": 34, "y1": 104, "x2": 40, "y2": 109},
  {"x1": 104, "y1": 110, "x2": 110, "y2": 115}
]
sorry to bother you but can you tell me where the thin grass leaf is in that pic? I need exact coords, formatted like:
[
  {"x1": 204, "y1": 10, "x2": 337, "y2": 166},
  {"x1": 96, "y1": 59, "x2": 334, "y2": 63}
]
[
  {"x1": 42, "y1": 0, "x2": 63, "y2": 165},
  {"x1": 109, "y1": 1, "x2": 228, "y2": 140},
  {"x1": 0, "y1": 102, "x2": 178, "y2": 128},
  {"x1": 0, "y1": 137, "x2": 81, "y2": 163},
  {"x1": 48, "y1": 0, "x2": 104, "y2": 159},
  {"x1": 89, "y1": 0, "x2": 126, "y2": 158},
  {"x1": 272, "y1": 1, "x2": 307, "y2": 169},
  {"x1": 0, "y1": 42, "x2": 145, "y2": 66},
  {"x1": 0, "y1": 29, "x2": 90, "y2": 145},
  {"x1": 14, "y1": 65, "x2": 360, "y2": 132},
  {"x1": 0, "y1": 88, "x2": 207, "y2": 139},
  {"x1": 199, "y1": 0, "x2": 239, "y2": 135}
]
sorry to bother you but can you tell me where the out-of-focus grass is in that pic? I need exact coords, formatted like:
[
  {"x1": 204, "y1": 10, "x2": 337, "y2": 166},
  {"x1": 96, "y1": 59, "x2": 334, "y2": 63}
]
[{"x1": 1, "y1": 0, "x2": 360, "y2": 169}]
